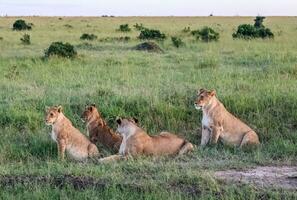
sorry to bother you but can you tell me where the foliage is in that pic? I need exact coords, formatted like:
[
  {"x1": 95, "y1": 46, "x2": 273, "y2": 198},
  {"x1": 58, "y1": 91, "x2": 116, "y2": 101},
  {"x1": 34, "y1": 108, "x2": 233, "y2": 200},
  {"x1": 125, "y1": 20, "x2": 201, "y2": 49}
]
[
  {"x1": 80, "y1": 33, "x2": 97, "y2": 40},
  {"x1": 118, "y1": 24, "x2": 131, "y2": 32},
  {"x1": 233, "y1": 16, "x2": 274, "y2": 39},
  {"x1": 182, "y1": 26, "x2": 191, "y2": 33},
  {"x1": 191, "y1": 26, "x2": 219, "y2": 42},
  {"x1": 139, "y1": 28, "x2": 166, "y2": 40},
  {"x1": 20, "y1": 34, "x2": 31, "y2": 45},
  {"x1": 134, "y1": 23, "x2": 145, "y2": 31},
  {"x1": 44, "y1": 42, "x2": 77, "y2": 58},
  {"x1": 171, "y1": 37, "x2": 184, "y2": 48},
  {"x1": 12, "y1": 19, "x2": 32, "y2": 31}
]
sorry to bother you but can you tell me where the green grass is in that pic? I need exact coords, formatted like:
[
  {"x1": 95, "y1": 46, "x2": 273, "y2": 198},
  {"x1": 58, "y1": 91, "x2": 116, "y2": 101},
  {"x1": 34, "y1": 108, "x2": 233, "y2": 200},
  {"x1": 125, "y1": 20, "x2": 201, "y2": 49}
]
[{"x1": 0, "y1": 16, "x2": 296, "y2": 199}]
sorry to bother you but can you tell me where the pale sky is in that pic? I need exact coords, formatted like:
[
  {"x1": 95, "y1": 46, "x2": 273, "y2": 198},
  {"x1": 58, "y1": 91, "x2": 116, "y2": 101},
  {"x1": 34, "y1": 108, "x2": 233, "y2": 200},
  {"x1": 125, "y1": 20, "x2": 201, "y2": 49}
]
[{"x1": 1, "y1": 0, "x2": 296, "y2": 16}]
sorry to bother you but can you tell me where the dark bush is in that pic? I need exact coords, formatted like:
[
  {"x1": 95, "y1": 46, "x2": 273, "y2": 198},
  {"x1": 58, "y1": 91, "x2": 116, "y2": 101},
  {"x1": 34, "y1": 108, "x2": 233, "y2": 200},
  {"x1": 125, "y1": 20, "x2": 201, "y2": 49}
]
[
  {"x1": 139, "y1": 28, "x2": 166, "y2": 40},
  {"x1": 254, "y1": 16, "x2": 265, "y2": 28},
  {"x1": 118, "y1": 24, "x2": 131, "y2": 32},
  {"x1": 134, "y1": 23, "x2": 145, "y2": 31},
  {"x1": 64, "y1": 24, "x2": 73, "y2": 28},
  {"x1": 0, "y1": 37, "x2": 3, "y2": 40},
  {"x1": 233, "y1": 16, "x2": 274, "y2": 39},
  {"x1": 12, "y1": 19, "x2": 32, "y2": 31},
  {"x1": 80, "y1": 33, "x2": 97, "y2": 40},
  {"x1": 182, "y1": 26, "x2": 191, "y2": 33},
  {"x1": 134, "y1": 42, "x2": 163, "y2": 53},
  {"x1": 191, "y1": 26, "x2": 219, "y2": 42},
  {"x1": 171, "y1": 37, "x2": 184, "y2": 48},
  {"x1": 44, "y1": 42, "x2": 77, "y2": 58},
  {"x1": 20, "y1": 34, "x2": 30, "y2": 45}
]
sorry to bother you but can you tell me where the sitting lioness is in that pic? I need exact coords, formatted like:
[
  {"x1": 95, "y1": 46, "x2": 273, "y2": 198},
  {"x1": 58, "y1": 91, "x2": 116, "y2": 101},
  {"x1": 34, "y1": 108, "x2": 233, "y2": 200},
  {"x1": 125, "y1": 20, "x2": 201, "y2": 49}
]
[
  {"x1": 194, "y1": 89, "x2": 260, "y2": 147},
  {"x1": 99, "y1": 117, "x2": 193, "y2": 162},
  {"x1": 45, "y1": 105, "x2": 99, "y2": 161},
  {"x1": 81, "y1": 104, "x2": 122, "y2": 152}
]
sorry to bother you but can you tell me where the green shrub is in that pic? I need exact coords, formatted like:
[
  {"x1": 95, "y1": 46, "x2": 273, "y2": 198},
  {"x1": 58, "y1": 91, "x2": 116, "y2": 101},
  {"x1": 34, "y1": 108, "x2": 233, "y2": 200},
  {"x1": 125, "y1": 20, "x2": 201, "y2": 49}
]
[
  {"x1": 20, "y1": 34, "x2": 30, "y2": 45},
  {"x1": 139, "y1": 28, "x2": 166, "y2": 40},
  {"x1": 171, "y1": 37, "x2": 184, "y2": 48},
  {"x1": 233, "y1": 16, "x2": 274, "y2": 39},
  {"x1": 0, "y1": 37, "x2": 3, "y2": 40},
  {"x1": 80, "y1": 33, "x2": 97, "y2": 40},
  {"x1": 191, "y1": 26, "x2": 219, "y2": 42},
  {"x1": 44, "y1": 42, "x2": 77, "y2": 58},
  {"x1": 12, "y1": 19, "x2": 32, "y2": 31},
  {"x1": 118, "y1": 24, "x2": 131, "y2": 32},
  {"x1": 134, "y1": 23, "x2": 145, "y2": 31},
  {"x1": 254, "y1": 16, "x2": 265, "y2": 28},
  {"x1": 182, "y1": 26, "x2": 191, "y2": 33}
]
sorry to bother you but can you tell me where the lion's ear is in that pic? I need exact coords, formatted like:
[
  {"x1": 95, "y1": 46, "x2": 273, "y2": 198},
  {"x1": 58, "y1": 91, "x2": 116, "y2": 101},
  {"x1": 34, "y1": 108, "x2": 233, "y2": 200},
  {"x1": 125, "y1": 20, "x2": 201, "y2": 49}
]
[
  {"x1": 198, "y1": 88, "x2": 205, "y2": 94},
  {"x1": 45, "y1": 106, "x2": 50, "y2": 112},
  {"x1": 209, "y1": 90, "x2": 216, "y2": 97},
  {"x1": 116, "y1": 117, "x2": 122, "y2": 125},
  {"x1": 89, "y1": 106, "x2": 93, "y2": 112},
  {"x1": 132, "y1": 117, "x2": 139, "y2": 124},
  {"x1": 57, "y1": 105, "x2": 63, "y2": 113}
]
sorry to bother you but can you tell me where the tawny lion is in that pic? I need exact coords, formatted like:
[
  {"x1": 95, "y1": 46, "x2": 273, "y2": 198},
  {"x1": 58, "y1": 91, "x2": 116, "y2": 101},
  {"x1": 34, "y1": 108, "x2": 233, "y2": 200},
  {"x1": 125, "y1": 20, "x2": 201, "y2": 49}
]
[
  {"x1": 194, "y1": 89, "x2": 260, "y2": 147},
  {"x1": 45, "y1": 105, "x2": 99, "y2": 161},
  {"x1": 81, "y1": 104, "x2": 122, "y2": 152},
  {"x1": 99, "y1": 117, "x2": 194, "y2": 162}
]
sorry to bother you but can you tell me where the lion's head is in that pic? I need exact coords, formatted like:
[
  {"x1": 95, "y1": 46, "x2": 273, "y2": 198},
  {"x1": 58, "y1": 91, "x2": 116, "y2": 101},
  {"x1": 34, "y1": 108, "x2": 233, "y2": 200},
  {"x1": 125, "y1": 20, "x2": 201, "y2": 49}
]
[
  {"x1": 45, "y1": 105, "x2": 63, "y2": 125},
  {"x1": 81, "y1": 104, "x2": 100, "y2": 123},
  {"x1": 194, "y1": 88, "x2": 216, "y2": 110}
]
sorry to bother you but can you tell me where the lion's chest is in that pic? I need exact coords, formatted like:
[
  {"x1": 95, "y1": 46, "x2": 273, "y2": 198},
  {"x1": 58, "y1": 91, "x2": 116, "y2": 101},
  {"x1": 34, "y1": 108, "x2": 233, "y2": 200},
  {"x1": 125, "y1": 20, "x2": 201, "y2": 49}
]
[
  {"x1": 202, "y1": 113, "x2": 212, "y2": 129},
  {"x1": 50, "y1": 130, "x2": 58, "y2": 142}
]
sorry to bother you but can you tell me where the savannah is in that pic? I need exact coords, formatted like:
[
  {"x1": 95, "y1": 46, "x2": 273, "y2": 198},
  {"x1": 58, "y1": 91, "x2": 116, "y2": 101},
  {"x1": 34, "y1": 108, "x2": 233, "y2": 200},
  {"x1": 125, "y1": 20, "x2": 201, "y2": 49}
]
[{"x1": 0, "y1": 16, "x2": 296, "y2": 199}]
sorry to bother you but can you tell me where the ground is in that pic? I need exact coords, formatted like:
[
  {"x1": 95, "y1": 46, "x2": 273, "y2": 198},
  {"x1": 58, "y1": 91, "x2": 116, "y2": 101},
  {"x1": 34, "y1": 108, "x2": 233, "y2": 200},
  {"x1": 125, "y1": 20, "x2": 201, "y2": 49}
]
[{"x1": 0, "y1": 16, "x2": 296, "y2": 199}]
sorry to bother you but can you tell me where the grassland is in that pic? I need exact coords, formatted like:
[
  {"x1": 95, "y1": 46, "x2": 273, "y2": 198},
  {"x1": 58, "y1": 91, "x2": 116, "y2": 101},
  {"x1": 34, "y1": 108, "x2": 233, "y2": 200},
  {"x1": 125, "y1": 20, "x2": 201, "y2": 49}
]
[{"x1": 0, "y1": 16, "x2": 296, "y2": 199}]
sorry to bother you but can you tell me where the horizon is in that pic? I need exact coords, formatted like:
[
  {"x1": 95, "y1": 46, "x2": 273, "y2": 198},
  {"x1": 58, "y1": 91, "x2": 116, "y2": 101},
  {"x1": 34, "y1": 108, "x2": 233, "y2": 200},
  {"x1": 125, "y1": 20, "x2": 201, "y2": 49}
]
[{"x1": 1, "y1": 0, "x2": 297, "y2": 17}]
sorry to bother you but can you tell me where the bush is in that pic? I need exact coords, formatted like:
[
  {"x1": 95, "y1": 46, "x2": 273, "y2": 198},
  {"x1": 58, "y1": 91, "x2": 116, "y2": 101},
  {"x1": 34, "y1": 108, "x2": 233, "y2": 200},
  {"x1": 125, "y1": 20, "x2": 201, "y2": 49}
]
[
  {"x1": 118, "y1": 24, "x2": 131, "y2": 32},
  {"x1": 171, "y1": 37, "x2": 184, "y2": 48},
  {"x1": 20, "y1": 34, "x2": 30, "y2": 45},
  {"x1": 134, "y1": 23, "x2": 145, "y2": 31},
  {"x1": 139, "y1": 28, "x2": 166, "y2": 40},
  {"x1": 44, "y1": 42, "x2": 77, "y2": 58},
  {"x1": 134, "y1": 42, "x2": 163, "y2": 53},
  {"x1": 191, "y1": 26, "x2": 219, "y2": 42},
  {"x1": 233, "y1": 16, "x2": 274, "y2": 39},
  {"x1": 182, "y1": 26, "x2": 191, "y2": 33},
  {"x1": 80, "y1": 33, "x2": 97, "y2": 40},
  {"x1": 12, "y1": 19, "x2": 32, "y2": 31}
]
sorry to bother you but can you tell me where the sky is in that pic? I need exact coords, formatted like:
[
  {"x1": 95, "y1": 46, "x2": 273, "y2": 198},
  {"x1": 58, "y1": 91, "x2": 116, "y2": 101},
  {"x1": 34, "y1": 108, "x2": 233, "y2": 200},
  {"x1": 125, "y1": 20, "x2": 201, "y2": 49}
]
[{"x1": 1, "y1": 0, "x2": 296, "y2": 16}]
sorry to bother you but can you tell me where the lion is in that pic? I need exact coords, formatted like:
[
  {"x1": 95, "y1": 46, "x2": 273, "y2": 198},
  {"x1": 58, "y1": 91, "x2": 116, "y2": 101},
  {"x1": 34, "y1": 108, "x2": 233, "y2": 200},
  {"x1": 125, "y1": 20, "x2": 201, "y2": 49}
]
[
  {"x1": 194, "y1": 88, "x2": 260, "y2": 147},
  {"x1": 99, "y1": 117, "x2": 194, "y2": 162},
  {"x1": 81, "y1": 104, "x2": 122, "y2": 152},
  {"x1": 45, "y1": 105, "x2": 99, "y2": 161}
]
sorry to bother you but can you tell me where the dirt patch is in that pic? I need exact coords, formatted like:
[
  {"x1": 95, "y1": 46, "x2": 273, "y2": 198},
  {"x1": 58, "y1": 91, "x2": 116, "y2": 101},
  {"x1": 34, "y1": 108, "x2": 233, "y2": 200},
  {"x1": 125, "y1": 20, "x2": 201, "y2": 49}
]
[
  {"x1": 214, "y1": 166, "x2": 297, "y2": 190},
  {"x1": 134, "y1": 42, "x2": 163, "y2": 53}
]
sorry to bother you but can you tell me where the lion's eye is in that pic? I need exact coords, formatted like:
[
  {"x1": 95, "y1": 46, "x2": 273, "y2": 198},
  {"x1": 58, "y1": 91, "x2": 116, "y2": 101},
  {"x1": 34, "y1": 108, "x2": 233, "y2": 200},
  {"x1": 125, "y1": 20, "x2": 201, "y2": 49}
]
[{"x1": 50, "y1": 113, "x2": 54, "y2": 117}]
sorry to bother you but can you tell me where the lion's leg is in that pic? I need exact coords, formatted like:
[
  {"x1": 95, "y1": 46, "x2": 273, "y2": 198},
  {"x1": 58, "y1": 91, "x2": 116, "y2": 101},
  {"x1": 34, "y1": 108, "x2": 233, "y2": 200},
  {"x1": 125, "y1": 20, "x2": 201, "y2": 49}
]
[
  {"x1": 201, "y1": 126, "x2": 211, "y2": 146},
  {"x1": 88, "y1": 143, "x2": 100, "y2": 157},
  {"x1": 210, "y1": 126, "x2": 222, "y2": 145},
  {"x1": 178, "y1": 141, "x2": 194, "y2": 155},
  {"x1": 240, "y1": 131, "x2": 260, "y2": 148},
  {"x1": 99, "y1": 154, "x2": 126, "y2": 163},
  {"x1": 58, "y1": 139, "x2": 66, "y2": 160}
]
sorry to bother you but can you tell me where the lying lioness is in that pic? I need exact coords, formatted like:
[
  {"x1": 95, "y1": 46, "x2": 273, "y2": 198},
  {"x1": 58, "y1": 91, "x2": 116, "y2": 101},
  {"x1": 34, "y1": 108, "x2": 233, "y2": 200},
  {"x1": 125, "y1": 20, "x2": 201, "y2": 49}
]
[
  {"x1": 194, "y1": 89, "x2": 260, "y2": 147},
  {"x1": 45, "y1": 105, "x2": 99, "y2": 161},
  {"x1": 99, "y1": 117, "x2": 194, "y2": 162},
  {"x1": 81, "y1": 104, "x2": 122, "y2": 152}
]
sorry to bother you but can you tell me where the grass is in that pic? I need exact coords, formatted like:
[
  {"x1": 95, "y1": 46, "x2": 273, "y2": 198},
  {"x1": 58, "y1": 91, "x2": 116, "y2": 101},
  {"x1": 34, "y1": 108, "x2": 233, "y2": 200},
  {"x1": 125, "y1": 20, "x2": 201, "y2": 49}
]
[{"x1": 0, "y1": 16, "x2": 296, "y2": 199}]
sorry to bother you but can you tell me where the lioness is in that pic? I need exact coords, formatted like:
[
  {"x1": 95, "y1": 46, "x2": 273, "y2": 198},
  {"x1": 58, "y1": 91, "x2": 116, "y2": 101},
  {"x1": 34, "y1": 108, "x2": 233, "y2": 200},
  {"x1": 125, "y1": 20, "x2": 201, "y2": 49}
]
[
  {"x1": 81, "y1": 104, "x2": 122, "y2": 152},
  {"x1": 194, "y1": 89, "x2": 260, "y2": 147},
  {"x1": 45, "y1": 105, "x2": 99, "y2": 161},
  {"x1": 99, "y1": 117, "x2": 193, "y2": 162}
]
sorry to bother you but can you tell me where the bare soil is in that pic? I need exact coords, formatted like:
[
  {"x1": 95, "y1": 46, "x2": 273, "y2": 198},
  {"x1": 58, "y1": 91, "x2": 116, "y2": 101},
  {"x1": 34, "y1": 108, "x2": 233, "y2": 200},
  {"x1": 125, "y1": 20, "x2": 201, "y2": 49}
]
[{"x1": 214, "y1": 166, "x2": 297, "y2": 190}]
